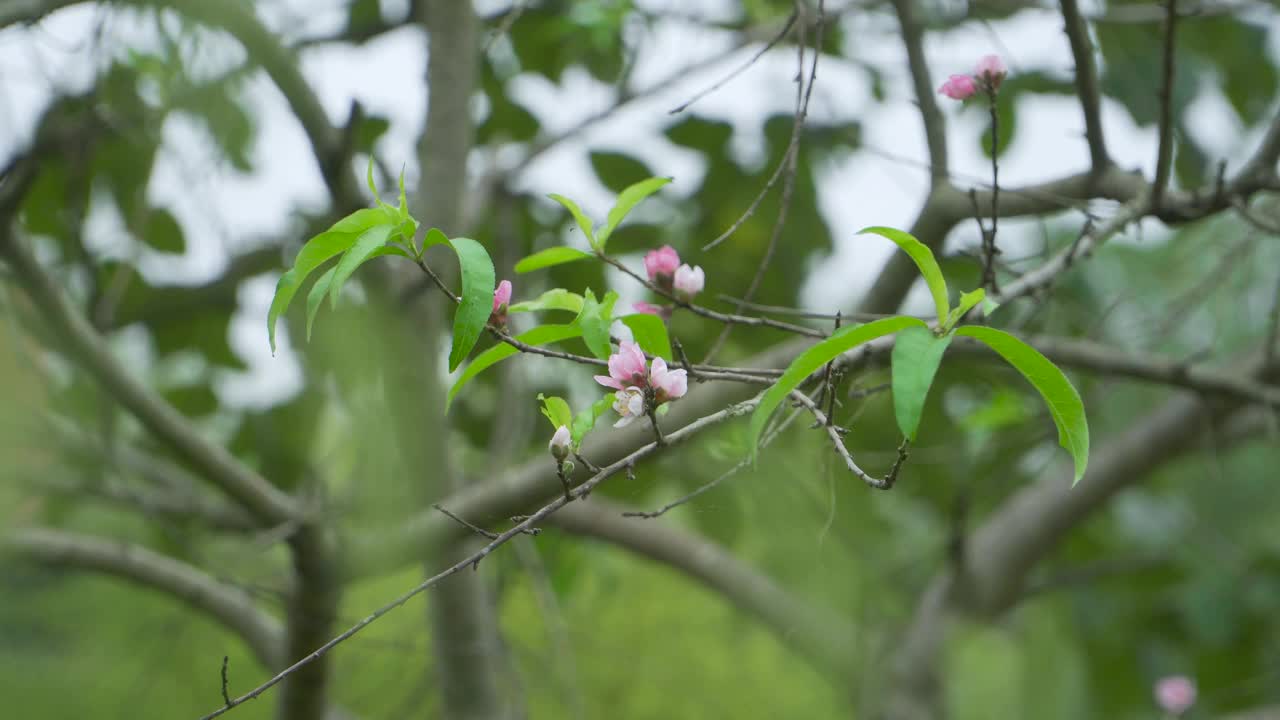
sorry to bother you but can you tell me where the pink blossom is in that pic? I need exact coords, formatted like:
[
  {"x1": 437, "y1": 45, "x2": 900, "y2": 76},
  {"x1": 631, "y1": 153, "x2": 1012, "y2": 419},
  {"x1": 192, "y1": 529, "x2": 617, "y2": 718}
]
[
  {"x1": 594, "y1": 340, "x2": 648, "y2": 391},
  {"x1": 649, "y1": 357, "x2": 687, "y2": 402},
  {"x1": 673, "y1": 264, "x2": 704, "y2": 300},
  {"x1": 1155, "y1": 676, "x2": 1196, "y2": 716},
  {"x1": 492, "y1": 280, "x2": 512, "y2": 313},
  {"x1": 644, "y1": 245, "x2": 681, "y2": 285},
  {"x1": 938, "y1": 74, "x2": 976, "y2": 100},
  {"x1": 611, "y1": 387, "x2": 646, "y2": 428},
  {"x1": 633, "y1": 301, "x2": 669, "y2": 318},
  {"x1": 549, "y1": 425, "x2": 572, "y2": 460},
  {"x1": 974, "y1": 54, "x2": 1007, "y2": 90}
]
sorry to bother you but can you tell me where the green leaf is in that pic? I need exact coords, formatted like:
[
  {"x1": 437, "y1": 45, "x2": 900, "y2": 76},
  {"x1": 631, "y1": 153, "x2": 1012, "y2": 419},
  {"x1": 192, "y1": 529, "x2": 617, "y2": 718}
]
[
  {"x1": 447, "y1": 236, "x2": 497, "y2": 372},
  {"x1": 140, "y1": 208, "x2": 185, "y2": 254},
  {"x1": 514, "y1": 246, "x2": 594, "y2": 274},
  {"x1": 328, "y1": 224, "x2": 395, "y2": 309},
  {"x1": 547, "y1": 193, "x2": 596, "y2": 247},
  {"x1": 366, "y1": 156, "x2": 382, "y2": 204},
  {"x1": 956, "y1": 326, "x2": 1090, "y2": 485},
  {"x1": 509, "y1": 288, "x2": 585, "y2": 315},
  {"x1": 599, "y1": 176, "x2": 670, "y2": 248},
  {"x1": 267, "y1": 229, "x2": 362, "y2": 353},
  {"x1": 859, "y1": 226, "x2": 950, "y2": 322},
  {"x1": 571, "y1": 394, "x2": 615, "y2": 446},
  {"x1": 621, "y1": 313, "x2": 672, "y2": 360},
  {"x1": 305, "y1": 266, "x2": 337, "y2": 342},
  {"x1": 446, "y1": 324, "x2": 581, "y2": 409},
  {"x1": 576, "y1": 289, "x2": 619, "y2": 360},
  {"x1": 748, "y1": 316, "x2": 925, "y2": 458},
  {"x1": 423, "y1": 227, "x2": 450, "y2": 249},
  {"x1": 891, "y1": 325, "x2": 953, "y2": 441},
  {"x1": 332, "y1": 207, "x2": 397, "y2": 235},
  {"x1": 944, "y1": 288, "x2": 986, "y2": 331},
  {"x1": 538, "y1": 394, "x2": 574, "y2": 430}
]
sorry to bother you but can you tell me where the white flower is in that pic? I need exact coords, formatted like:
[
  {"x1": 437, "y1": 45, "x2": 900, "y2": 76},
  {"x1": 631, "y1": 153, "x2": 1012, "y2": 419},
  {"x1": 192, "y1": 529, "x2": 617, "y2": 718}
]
[
  {"x1": 548, "y1": 425, "x2": 572, "y2": 461},
  {"x1": 612, "y1": 387, "x2": 646, "y2": 427}
]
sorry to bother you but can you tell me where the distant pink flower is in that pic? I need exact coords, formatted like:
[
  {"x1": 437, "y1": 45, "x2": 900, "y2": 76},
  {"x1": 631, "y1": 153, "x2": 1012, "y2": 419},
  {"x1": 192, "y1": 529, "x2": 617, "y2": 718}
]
[
  {"x1": 673, "y1": 264, "x2": 704, "y2": 300},
  {"x1": 938, "y1": 74, "x2": 976, "y2": 100},
  {"x1": 974, "y1": 54, "x2": 1007, "y2": 91},
  {"x1": 633, "y1": 301, "x2": 670, "y2": 319},
  {"x1": 649, "y1": 357, "x2": 687, "y2": 403},
  {"x1": 644, "y1": 245, "x2": 681, "y2": 287},
  {"x1": 549, "y1": 425, "x2": 571, "y2": 460},
  {"x1": 594, "y1": 340, "x2": 648, "y2": 391},
  {"x1": 611, "y1": 387, "x2": 646, "y2": 428},
  {"x1": 1155, "y1": 676, "x2": 1196, "y2": 716}
]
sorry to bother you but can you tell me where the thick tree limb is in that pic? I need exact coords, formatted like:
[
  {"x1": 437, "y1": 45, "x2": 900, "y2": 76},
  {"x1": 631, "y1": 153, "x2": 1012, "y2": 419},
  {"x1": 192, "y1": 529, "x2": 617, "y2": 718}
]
[
  {"x1": 7, "y1": 527, "x2": 283, "y2": 669},
  {"x1": 891, "y1": 0, "x2": 948, "y2": 182}
]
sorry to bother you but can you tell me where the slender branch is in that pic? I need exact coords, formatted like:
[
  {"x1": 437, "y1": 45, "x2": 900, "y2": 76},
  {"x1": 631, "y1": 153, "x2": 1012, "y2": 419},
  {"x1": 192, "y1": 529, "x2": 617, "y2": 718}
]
[
  {"x1": 1059, "y1": 0, "x2": 1110, "y2": 172},
  {"x1": 1151, "y1": 0, "x2": 1178, "y2": 210},
  {"x1": 669, "y1": 9, "x2": 799, "y2": 114},
  {"x1": 197, "y1": 397, "x2": 760, "y2": 719},
  {"x1": 8, "y1": 528, "x2": 283, "y2": 668},
  {"x1": 789, "y1": 389, "x2": 910, "y2": 490}
]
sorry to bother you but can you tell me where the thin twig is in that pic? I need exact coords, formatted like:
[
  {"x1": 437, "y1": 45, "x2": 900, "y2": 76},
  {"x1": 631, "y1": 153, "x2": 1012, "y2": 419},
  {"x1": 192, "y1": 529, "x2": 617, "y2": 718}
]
[
  {"x1": 790, "y1": 390, "x2": 910, "y2": 490},
  {"x1": 669, "y1": 9, "x2": 799, "y2": 114},
  {"x1": 432, "y1": 504, "x2": 499, "y2": 540},
  {"x1": 221, "y1": 656, "x2": 231, "y2": 707}
]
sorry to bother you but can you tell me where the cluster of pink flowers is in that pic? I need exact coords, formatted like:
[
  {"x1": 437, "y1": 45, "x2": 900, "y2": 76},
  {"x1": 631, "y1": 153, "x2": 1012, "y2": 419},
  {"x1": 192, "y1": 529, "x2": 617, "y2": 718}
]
[
  {"x1": 594, "y1": 340, "x2": 687, "y2": 427},
  {"x1": 643, "y1": 245, "x2": 704, "y2": 300},
  {"x1": 1154, "y1": 676, "x2": 1196, "y2": 716},
  {"x1": 938, "y1": 54, "x2": 1007, "y2": 100}
]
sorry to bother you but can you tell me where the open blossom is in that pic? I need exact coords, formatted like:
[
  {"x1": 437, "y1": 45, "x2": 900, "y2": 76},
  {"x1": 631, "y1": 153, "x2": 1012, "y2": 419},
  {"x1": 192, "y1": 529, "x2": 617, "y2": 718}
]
[
  {"x1": 548, "y1": 425, "x2": 571, "y2": 461},
  {"x1": 673, "y1": 264, "x2": 704, "y2": 300},
  {"x1": 611, "y1": 387, "x2": 646, "y2": 427},
  {"x1": 938, "y1": 74, "x2": 976, "y2": 100},
  {"x1": 644, "y1": 245, "x2": 681, "y2": 287},
  {"x1": 594, "y1": 340, "x2": 648, "y2": 390},
  {"x1": 1154, "y1": 676, "x2": 1196, "y2": 716},
  {"x1": 974, "y1": 54, "x2": 1007, "y2": 91}
]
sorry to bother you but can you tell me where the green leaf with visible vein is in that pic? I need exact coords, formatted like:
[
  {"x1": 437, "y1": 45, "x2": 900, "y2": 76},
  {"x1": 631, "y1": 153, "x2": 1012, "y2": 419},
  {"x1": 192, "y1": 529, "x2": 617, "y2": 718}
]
[
  {"x1": 891, "y1": 325, "x2": 953, "y2": 441},
  {"x1": 621, "y1": 313, "x2": 673, "y2": 360},
  {"x1": 267, "y1": 229, "x2": 360, "y2": 353},
  {"x1": 859, "y1": 226, "x2": 951, "y2": 322},
  {"x1": 598, "y1": 176, "x2": 671, "y2": 248},
  {"x1": 956, "y1": 326, "x2": 1090, "y2": 485},
  {"x1": 514, "y1": 246, "x2": 594, "y2": 274},
  {"x1": 509, "y1": 288, "x2": 585, "y2": 315},
  {"x1": 547, "y1": 193, "x2": 596, "y2": 248},
  {"x1": 446, "y1": 236, "x2": 497, "y2": 372},
  {"x1": 328, "y1": 224, "x2": 394, "y2": 309}
]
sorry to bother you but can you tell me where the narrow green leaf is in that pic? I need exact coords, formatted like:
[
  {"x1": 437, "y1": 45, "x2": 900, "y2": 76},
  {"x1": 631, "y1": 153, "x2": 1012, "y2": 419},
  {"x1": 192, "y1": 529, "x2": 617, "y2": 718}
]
[
  {"x1": 447, "y1": 236, "x2": 497, "y2": 372},
  {"x1": 328, "y1": 224, "x2": 394, "y2": 309},
  {"x1": 621, "y1": 313, "x2": 672, "y2": 360},
  {"x1": 956, "y1": 326, "x2": 1090, "y2": 485},
  {"x1": 509, "y1": 288, "x2": 585, "y2": 315},
  {"x1": 366, "y1": 156, "x2": 381, "y2": 204},
  {"x1": 267, "y1": 229, "x2": 361, "y2": 353},
  {"x1": 576, "y1": 289, "x2": 618, "y2": 360},
  {"x1": 547, "y1": 193, "x2": 596, "y2": 247},
  {"x1": 891, "y1": 326, "x2": 953, "y2": 441},
  {"x1": 859, "y1": 226, "x2": 950, "y2": 322},
  {"x1": 944, "y1": 288, "x2": 986, "y2": 331},
  {"x1": 332, "y1": 207, "x2": 397, "y2": 235},
  {"x1": 305, "y1": 266, "x2": 337, "y2": 342},
  {"x1": 446, "y1": 324, "x2": 581, "y2": 409},
  {"x1": 514, "y1": 246, "x2": 594, "y2": 274},
  {"x1": 748, "y1": 316, "x2": 925, "y2": 457},
  {"x1": 980, "y1": 296, "x2": 1001, "y2": 318},
  {"x1": 537, "y1": 394, "x2": 574, "y2": 430},
  {"x1": 599, "y1": 176, "x2": 671, "y2": 248},
  {"x1": 571, "y1": 394, "x2": 615, "y2": 446}
]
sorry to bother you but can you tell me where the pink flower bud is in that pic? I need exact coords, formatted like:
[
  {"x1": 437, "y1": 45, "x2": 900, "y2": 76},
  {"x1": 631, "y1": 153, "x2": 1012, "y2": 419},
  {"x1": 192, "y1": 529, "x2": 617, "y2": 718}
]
[
  {"x1": 938, "y1": 74, "x2": 977, "y2": 100},
  {"x1": 974, "y1": 54, "x2": 1007, "y2": 91},
  {"x1": 649, "y1": 357, "x2": 687, "y2": 403},
  {"x1": 548, "y1": 425, "x2": 571, "y2": 461},
  {"x1": 1155, "y1": 676, "x2": 1196, "y2": 716},
  {"x1": 492, "y1": 280, "x2": 512, "y2": 313},
  {"x1": 633, "y1": 301, "x2": 669, "y2": 318},
  {"x1": 644, "y1": 245, "x2": 681, "y2": 286},
  {"x1": 673, "y1": 264, "x2": 704, "y2": 300}
]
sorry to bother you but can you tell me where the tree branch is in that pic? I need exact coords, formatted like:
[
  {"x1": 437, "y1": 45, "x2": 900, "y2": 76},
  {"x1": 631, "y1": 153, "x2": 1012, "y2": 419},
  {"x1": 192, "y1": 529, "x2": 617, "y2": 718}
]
[
  {"x1": 891, "y1": 0, "x2": 949, "y2": 182},
  {"x1": 7, "y1": 527, "x2": 283, "y2": 669},
  {"x1": 1059, "y1": 0, "x2": 1110, "y2": 173}
]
